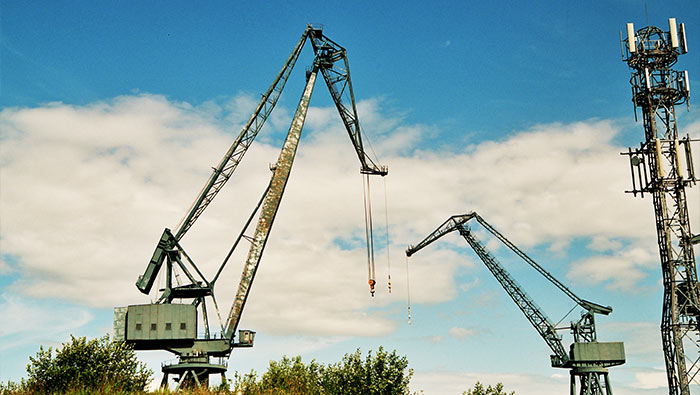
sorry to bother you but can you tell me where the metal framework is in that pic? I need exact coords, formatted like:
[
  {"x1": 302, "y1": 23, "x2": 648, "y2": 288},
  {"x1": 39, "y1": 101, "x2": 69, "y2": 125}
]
[
  {"x1": 406, "y1": 212, "x2": 625, "y2": 395},
  {"x1": 621, "y1": 18, "x2": 699, "y2": 395},
  {"x1": 115, "y1": 25, "x2": 387, "y2": 389}
]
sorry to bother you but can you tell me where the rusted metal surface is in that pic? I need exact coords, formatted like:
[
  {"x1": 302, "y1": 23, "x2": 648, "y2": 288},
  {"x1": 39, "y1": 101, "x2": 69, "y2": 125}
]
[{"x1": 225, "y1": 68, "x2": 319, "y2": 338}]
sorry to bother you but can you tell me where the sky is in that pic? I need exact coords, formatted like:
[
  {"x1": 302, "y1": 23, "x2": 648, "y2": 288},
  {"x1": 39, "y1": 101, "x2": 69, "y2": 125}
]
[{"x1": 1, "y1": 1, "x2": 700, "y2": 394}]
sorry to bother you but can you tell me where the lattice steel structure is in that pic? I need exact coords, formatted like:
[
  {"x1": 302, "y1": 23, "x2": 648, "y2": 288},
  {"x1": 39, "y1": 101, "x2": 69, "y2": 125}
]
[
  {"x1": 406, "y1": 212, "x2": 625, "y2": 395},
  {"x1": 621, "y1": 18, "x2": 699, "y2": 394}
]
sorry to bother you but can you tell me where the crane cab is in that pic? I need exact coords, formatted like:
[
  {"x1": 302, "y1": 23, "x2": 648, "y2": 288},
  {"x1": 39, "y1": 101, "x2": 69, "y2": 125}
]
[
  {"x1": 114, "y1": 303, "x2": 197, "y2": 350},
  {"x1": 569, "y1": 341, "x2": 626, "y2": 368}
]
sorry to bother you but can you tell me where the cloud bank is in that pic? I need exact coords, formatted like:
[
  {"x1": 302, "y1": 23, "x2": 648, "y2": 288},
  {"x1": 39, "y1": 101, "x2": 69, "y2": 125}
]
[{"x1": 1, "y1": 94, "x2": 698, "y2": 342}]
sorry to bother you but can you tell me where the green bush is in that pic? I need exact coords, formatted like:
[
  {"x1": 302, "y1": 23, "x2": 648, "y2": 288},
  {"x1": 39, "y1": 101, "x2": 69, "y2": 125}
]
[
  {"x1": 232, "y1": 347, "x2": 413, "y2": 395},
  {"x1": 463, "y1": 381, "x2": 514, "y2": 395},
  {"x1": 24, "y1": 334, "x2": 152, "y2": 394}
]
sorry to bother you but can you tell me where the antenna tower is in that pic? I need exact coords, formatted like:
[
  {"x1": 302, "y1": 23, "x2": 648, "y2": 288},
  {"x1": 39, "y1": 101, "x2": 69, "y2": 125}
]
[{"x1": 621, "y1": 18, "x2": 699, "y2": 394}]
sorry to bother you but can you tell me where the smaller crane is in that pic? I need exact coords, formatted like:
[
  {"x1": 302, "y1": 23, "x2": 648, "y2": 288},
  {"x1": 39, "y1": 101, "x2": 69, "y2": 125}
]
[{"x1": 406, "y1": 212, "x2": 625, "y2": 395}]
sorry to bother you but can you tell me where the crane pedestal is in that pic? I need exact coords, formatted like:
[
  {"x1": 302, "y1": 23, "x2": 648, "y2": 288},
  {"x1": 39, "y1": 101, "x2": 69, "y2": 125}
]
[
  {"x1": 161, "y1": 356, "x2": 227, "y2": 390},
  {"x1": 570, "y1": 367, "x2": 612, "y2": 395}
]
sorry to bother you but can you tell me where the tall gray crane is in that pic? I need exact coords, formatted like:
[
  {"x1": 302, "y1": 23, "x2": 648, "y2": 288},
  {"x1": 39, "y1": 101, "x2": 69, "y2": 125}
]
[
  {"x1": 406, "y1": 212, "x2": 625, "y2": 395},
  {"x1": 114, "y1": 25, "x2": 387, "y2": 389}
]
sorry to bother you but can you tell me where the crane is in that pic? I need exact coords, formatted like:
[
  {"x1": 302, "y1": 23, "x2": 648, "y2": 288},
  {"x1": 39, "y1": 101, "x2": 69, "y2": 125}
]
[
  {"x1": 406, "y1": 212, "x2": 625, "y2": 395},
  {"x1": 113, "y1": 24, "x2": 387, "y2": 389}
]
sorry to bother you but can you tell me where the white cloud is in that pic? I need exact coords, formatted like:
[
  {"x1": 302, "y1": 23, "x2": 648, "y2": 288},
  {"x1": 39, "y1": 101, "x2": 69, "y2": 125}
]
[
  {"x1": 2, "y1": 94, "x2": 697, "y2": 343},
  {"x1": 588, "y1": 236, "x2": 624, "y2": 252},
  {"x1": 567, "y1": 246, "x2": 658, "y2": 292},
  {"x1": 630, "y1": 367, "x2": 669, "y2": 390},
  {"x1": 448, "y1": 327, "x2": 476, "y2": 339}
]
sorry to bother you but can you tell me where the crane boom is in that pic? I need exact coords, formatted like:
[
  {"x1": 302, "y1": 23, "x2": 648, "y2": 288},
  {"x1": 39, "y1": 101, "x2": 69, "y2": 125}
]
[
  {"x1": 134, "y1": 27, "x2": 317, "y2": 295},
  {"x1": 406, "y1": 212, "x2": 612, "y2": 315},
  {"x1": 225, "y1": 67, "x2": 319, "y2": 338},
  {"x1": 406, "y1": 213, "x2": 568, "y2": 364},
  {"x1": 457, "y1": 224, "x2": 569, "y2": 365},
  {"x1": 173, "y1": 26, "x2": 318, "y2": 241}
]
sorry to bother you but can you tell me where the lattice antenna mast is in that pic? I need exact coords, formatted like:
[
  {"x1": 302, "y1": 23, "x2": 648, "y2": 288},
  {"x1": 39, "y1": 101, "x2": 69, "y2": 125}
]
[{"x1": 621, "y1": 18, "x2": 699, "y2": 395}]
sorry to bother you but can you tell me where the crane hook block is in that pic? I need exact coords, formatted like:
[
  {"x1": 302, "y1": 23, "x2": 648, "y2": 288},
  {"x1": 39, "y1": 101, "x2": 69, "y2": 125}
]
[{"x1": 368, "y1": 279, "x2": 376, "y2": 296}]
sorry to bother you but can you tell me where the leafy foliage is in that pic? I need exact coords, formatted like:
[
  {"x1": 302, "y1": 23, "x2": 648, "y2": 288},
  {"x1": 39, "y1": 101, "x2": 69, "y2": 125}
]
[
  {"x1": 24, "y1": 334, "x2": 152, "y2": 393},
  {"x1": 233, "y1": 347, "x2": 413, "y2": 395},
  {"x1": 463, "y1": 381, "x2": 515, "y2": 395}
]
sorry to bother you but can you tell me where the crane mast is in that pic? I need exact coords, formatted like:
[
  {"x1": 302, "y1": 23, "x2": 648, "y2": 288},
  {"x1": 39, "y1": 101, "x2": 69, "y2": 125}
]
[
  {"x1": 114, "y1": 25, "x2": 387, "y2": 389},
  {"x1": 406, "y1": 212, "x2": 625, "y2": 395}
]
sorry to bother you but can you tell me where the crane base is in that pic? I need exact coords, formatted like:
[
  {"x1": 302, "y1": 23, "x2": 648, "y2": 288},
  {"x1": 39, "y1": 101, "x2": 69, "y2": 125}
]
[{"x1": 161, "y1": 358, "x2": 227, "y2": 390}]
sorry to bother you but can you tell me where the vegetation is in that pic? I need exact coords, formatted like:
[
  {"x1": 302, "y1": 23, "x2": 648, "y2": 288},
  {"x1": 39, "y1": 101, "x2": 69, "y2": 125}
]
[
  {"x1": 1, "y1": 334, "x2": 151, "y2": 394},
  {"x1": 232, "y1": 347, "x2": 413, "y2": 395},
  {"x1": 0, "y1": 336, "x2": 514, "y2": 395},
  {"x1": 463, "y1": 381, "x2": 515, "y2": 395}
]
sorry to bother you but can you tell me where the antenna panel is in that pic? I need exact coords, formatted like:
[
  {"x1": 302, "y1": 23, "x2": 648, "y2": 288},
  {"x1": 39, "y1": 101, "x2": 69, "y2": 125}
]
[
  {"x1": 627, "y1": 23, "x2": 636, "y2": 53},
  {"x1": 680, "y1": 23, "x2": 688, "y2": 54},
  {"x1": 669, "y1": 18, "x2": 679, "y2": 48}
]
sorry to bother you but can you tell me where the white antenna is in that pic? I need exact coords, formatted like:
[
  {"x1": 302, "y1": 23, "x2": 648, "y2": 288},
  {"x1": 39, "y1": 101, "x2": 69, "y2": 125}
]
[
  {"x1": 627, "y1": 23, "x2": 637, "y2": 53},
  {"x1": 679, "y1": 23, "x2": 688, "y2": 54},
  {"x1": 669, "y1": 18, "x2": 679, "y2": 48},
  {"x1": 684, "y1": 70, "x2": 691, "y2": 95},
  {"x1": 645, "y1": 67, "x2": 652, "y2": 90}
]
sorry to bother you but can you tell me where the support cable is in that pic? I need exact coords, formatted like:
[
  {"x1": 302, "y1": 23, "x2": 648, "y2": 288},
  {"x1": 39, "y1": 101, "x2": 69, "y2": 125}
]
[
  {"x1": 405, "y1": 255, "x2": 412, "y2": 325},
  {"x1": 362, "y1": 174, "x2": 376, "y2": 296},
  {"x1": 383, "y1": 177, "x2": 392, "y2": 294}
]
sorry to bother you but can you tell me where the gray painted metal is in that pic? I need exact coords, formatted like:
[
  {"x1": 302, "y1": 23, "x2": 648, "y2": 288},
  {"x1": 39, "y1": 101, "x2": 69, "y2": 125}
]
[
  {"x1": 309, "y1": 33, "x2": 387, "y2": 176},
  {"x1": 571, "y1": 342, "x2": 625, "y2": 366},
  {"x1": 126, "y1": 304, "x2": 196, "y2": 342}
]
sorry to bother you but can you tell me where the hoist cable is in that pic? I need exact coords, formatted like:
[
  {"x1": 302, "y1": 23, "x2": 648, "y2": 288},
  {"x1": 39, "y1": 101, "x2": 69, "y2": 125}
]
[
  {"x1": 367, "y1": 176, "x2": 376, "y2": 285},
  {"x1": 405, "y1": 255, "x2": 412, "y2": 325},
  {"x1": 383, "y1": 177, "x2": 392, "y2": 294},
  {"x1": 554, "y1": 303, "x2": 579, "y2": 329},
  {"x1": 362, "y1": 174, "x2": 376, "y2": 296}
]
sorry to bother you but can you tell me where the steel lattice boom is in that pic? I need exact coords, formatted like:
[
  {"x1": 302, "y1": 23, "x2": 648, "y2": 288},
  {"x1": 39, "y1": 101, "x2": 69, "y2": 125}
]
[{"x1": 621, "y1": 18, "x2": 699, "y2": 395}]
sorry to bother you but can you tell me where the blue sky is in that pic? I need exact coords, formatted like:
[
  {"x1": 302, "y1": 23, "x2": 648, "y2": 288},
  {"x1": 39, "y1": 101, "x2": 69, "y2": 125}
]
[{"x1": 1, "y1": 1, "x2": 700, "y2": 394}]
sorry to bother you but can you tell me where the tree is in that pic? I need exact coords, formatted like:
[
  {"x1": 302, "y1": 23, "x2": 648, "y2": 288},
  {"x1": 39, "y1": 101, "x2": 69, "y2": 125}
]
[
  {"x1": 24, "y1": 334, "x2": 152, "y2": 393},
  {"x1": 322, "y1": 347, "x2": 413, "y2": 395},
  {"x1": 463, "y1": 381, "x2": 515, "y2": 395},
  {"x1": 232, "y1": 347, "x2": 413, "y2": 395}
]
